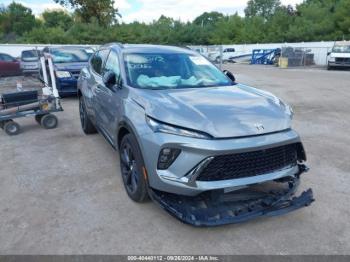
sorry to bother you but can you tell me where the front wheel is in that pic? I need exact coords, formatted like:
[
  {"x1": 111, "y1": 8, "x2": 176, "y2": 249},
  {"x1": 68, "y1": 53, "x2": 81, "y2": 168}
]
[
  {"x1": 119, "y1": 133, "x2": 149, "y2": 202},
  {"x1": 79, "y1": 96, "x2": 97, "y2": 134}
]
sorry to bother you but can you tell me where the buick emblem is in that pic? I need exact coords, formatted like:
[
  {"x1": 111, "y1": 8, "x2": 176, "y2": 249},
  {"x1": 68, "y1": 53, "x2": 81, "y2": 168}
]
[{"x1": 255, "y1": 123, "x2": 265, "y2": 132}]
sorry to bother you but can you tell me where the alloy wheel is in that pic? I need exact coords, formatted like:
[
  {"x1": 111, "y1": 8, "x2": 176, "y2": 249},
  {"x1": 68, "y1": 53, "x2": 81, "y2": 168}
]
[{"x1": 120, "y1": 142, "x2": 139, "y2": 194}]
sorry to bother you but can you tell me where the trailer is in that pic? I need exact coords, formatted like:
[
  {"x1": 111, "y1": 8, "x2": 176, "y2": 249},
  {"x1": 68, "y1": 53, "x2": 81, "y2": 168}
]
[
  {"x1": 0, "y1": 57, "x2": 63, "y2": 135},
  {"x1": 251, "y1": 48, "x2": 281, "y2": 65}
]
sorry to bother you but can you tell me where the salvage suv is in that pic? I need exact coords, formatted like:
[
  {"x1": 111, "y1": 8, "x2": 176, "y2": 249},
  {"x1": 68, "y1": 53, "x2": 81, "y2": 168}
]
[{"x1": 78, "y1": 43, "x2": 313, "y2": 226}]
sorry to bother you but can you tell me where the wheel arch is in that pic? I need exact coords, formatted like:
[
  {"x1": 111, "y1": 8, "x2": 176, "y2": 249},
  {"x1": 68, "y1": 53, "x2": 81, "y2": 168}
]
[{"x1": 117, "y1": 119, "x2": 142, "y2": 150}]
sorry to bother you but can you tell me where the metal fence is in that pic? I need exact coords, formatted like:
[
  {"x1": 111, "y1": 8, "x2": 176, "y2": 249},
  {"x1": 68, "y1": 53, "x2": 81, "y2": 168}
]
[{"x1": 189, "y1": 42, "x2": 334, "y2": 67}]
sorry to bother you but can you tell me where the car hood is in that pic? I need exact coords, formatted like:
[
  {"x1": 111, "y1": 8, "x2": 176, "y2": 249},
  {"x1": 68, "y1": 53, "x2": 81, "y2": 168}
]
[
  {"x1": 132, "y1": 84, "x2": 293, "y2": 138},
  {"x1": 54, "y1": 62, "x2": 88, "y2": 71}
]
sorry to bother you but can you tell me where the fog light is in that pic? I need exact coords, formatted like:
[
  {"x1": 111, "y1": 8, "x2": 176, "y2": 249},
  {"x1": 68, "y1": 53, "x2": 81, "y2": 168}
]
[{"x1": 157, "y1": 148, "x2": 181, "y2": 170}]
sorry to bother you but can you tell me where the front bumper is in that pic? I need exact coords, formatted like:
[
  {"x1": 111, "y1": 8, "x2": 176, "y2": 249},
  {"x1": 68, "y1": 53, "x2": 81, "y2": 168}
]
[
  {"x1": 56, "y1": 78, "x2": 78, "y2": 95},
  {"x1": 149, "y1": 168, "x2": 314, "y2": 226},
  {"x1": 328, "y1": 61, "x2": 350, "y2": 68},
  {"x1": 140, "y1": 129, "x2": 304, "y2": 196}
]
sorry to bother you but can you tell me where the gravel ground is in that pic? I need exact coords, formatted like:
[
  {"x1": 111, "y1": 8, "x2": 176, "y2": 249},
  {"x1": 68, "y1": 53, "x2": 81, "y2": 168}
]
[
  {"x1": 0, "y1": 65, "x2": 349, "y2": 255},
  {"x1": 0, "y1": 75, "x2": 42, "y2": 94}
]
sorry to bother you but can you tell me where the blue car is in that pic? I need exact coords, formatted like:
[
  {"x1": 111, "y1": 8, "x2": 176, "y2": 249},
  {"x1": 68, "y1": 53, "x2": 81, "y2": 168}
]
[{"x1": 41, "y1": 46, "x2": 94, "y2": 96}]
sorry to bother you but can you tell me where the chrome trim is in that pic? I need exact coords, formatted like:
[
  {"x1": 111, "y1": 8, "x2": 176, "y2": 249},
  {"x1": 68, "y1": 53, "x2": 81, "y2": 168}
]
[{"x1": 186, "y1": 157, "x2": 214, "y2": 185}]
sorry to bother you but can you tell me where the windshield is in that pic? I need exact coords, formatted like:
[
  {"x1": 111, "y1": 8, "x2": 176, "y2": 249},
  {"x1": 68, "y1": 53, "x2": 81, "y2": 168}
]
[
  {"x1": 332, "y1": 45, "x2": 350, "y2": 53},
  {"x1": 21, "y1": 50, "x2": 39, "y2": 62},
  {"x1": 50, "y1": 48, "x2": 93, "y2": 63},
  {"x1": 124, "y1": 53, "x2": 232, "y2": 89}
]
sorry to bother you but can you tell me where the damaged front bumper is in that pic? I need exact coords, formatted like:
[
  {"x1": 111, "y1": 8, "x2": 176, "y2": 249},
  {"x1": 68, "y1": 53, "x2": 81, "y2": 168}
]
[{"x1": 149, "y1": 165, "x2": 314, "y2": 226}]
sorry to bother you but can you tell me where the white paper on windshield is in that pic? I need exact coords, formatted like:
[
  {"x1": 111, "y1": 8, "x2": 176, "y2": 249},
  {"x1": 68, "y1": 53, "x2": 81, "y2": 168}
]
[{"x1": 189, "y1": 56, "x2": 211, "y2": 65}]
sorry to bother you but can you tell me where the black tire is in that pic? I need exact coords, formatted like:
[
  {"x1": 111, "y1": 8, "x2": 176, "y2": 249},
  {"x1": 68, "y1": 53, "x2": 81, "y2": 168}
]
[
  {"x1": 119, "y1": 133, "x2": 149, "y2": 202},
  {"x1": 41, "y1": 114, "x2": 58, "y2": 129},
  {"x1": 4, "y1": 121, "x2": 20, "y2": 136},
  {"x1": 79, "y1": 96, "x2": 97, "y2": 134},
  {"x1": 35, "y1": 114, "x2": 43, "y2": 124},
  {"x1": 327, "y1": 63, "x2": 332, "y2": 70}
]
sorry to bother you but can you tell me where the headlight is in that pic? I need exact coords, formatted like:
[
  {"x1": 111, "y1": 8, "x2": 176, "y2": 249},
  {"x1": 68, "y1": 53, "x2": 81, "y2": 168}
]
[
  {"x1": 328, "y1": 57, "x2": 335, "y2": 62},
  {"x1": 146, "y1": 116, "x2": 212, "y2": 139},
  {"x1": 55, "y1": 71, "x2": 72, "y2": 78}
]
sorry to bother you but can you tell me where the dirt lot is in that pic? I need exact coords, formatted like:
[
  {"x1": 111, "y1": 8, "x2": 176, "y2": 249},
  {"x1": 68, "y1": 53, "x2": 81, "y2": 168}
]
[{"x1": 0, "y1": 65, "x2": 349, "y2": 255}]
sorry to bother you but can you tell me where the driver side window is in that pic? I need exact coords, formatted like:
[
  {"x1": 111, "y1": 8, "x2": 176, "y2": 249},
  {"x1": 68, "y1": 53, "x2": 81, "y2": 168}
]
[
  {"x1": 91, "y1": 49, "x2": 109, "y2": 75},
  {"x1": 103, "y1": 51, "x2": 120, "y2": 77}
]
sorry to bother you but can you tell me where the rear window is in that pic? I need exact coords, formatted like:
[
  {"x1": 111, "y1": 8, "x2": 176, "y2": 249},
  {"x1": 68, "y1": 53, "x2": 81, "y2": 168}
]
[
  {"x1": 21, "y1": 50, "x2": 39, "y2": 62},
  {"x1": 50, "y1": 48, "x2": 91, "y2": 63}
]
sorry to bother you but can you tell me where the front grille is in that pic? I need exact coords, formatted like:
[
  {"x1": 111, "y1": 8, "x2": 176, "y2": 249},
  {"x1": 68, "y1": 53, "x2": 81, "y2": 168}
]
[
  {"x1": 196, "y1": 143, "x2": 298, "y2": 181},
  {"x1": 70, "y1": 71, "x2": 81, "y2": 79},
  {"x1": 335, "y1": 58, "x2": 350, "y2": 64}
]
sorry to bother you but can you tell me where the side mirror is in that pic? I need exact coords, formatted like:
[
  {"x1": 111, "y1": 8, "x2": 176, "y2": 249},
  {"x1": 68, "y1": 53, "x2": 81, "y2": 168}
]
[
  {"x1": 103, "y1": 70, "x2": 117, "y2": 89},
  {"x1": 327, "y1": 52, "x2": 331, "y2": 56},
  {"x1": 223, "y1": 70, "x2": 236, "y2": 83}
]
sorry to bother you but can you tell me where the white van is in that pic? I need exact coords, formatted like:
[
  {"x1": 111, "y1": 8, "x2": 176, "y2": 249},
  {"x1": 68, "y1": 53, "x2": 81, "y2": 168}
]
[{"x1": 327, "y1": 41, "x2": 350, "y2": 70}]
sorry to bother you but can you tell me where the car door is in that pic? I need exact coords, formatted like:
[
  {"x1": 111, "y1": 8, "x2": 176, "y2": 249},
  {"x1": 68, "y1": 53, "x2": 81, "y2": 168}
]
[
  {"x1": 95, "y1": 50, "x2": 122, "y2": 143},
  {"x1": 1, "y1": 53, "x2": 20, "y2": 76},
  {"x1": 86, "y1": 49, "x2": 109, "y2": 128},
  {"x1": 0, "y1": 54, "x2": 6, "y2": 76}
]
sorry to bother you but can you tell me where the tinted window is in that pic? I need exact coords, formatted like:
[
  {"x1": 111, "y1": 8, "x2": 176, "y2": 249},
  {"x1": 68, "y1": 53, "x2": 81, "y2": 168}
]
[
  {"x1": 91, "y1": 49, "x2": 109, "y2": 75},
  {"x1": 0, "y1": 54, "x2": 14, "y2": 62},
  {"x1": 103, "y1": 51, "x2": 120, "y2": 76}
]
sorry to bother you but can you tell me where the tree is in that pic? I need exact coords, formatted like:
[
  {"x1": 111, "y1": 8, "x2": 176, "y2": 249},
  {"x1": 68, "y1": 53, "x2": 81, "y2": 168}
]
[
  {"x1": 334, "y1": 0, "x2": 350, "y2": 39},
  {"x1": 54, "y1": 0, "x2": 120, "y2": 27},
  {"x1": 23, "y1": 27, "x2": 72, "y2": 44},
  {"x1": 210, "y1": 14, "x2": 244, "y2": 44},
  {"x1": 286, "y1": 0, "x2": 341, "y2": 41},
  {"x1": 245, "y1": 0, "x2": 281, "y2": 20},
  {"x1": 1, "y1": 2, "x2": 37, "y2": 36},
  {"x1": 193, "y1": 12, "x2": 224, "y2": 27},
  {"x1": 42, "y1": 10, "x2": 73, "y2": 31}
]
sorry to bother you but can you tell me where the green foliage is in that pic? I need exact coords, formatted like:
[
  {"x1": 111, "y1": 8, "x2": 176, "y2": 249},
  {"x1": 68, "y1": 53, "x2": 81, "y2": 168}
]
[
  {"x1": 54, "y1": 0, "x2": 120, "y2": 27},
  {"x1": 193, "y1": 12, "x2": 225, "y2": 27},
  {"x1": 0, "y1": 0, "x2": 349, "y2": 45},
  {"x1": 0, "y1": 2, "x2": 37, "y2": 42},
  {"x1": 42, "y1": 10, "x2": 73, "y2": 31},
  {"x1": 21, "y1": 27, "x2": 72, "y2": 44},
  {"x1": 245, "y1": 0, "x2": 281, "y2": 20}
]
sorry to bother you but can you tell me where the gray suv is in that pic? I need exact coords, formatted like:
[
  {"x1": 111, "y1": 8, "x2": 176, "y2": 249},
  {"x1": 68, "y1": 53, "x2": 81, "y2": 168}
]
[{"x1": 78, "y1": 43, "x2": 313, "y2": 226}]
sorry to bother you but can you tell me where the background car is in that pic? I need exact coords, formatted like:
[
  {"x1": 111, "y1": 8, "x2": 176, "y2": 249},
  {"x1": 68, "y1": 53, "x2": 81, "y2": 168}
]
[
  {"x1": 40, "y1": 46, "x2": 94, "y2": 96},
  {"x1": 0, "y1": 53, "x2": 21, "y2": 77},
  {"x1": 327, "y1": 41, "x2": 350, "y2": 70},
  {"x1": 20, "y1": 49, "x2": 40, "y2": 75},
  {"x1": 209, "y1": 47, "x2": 236, "y2": 63}
]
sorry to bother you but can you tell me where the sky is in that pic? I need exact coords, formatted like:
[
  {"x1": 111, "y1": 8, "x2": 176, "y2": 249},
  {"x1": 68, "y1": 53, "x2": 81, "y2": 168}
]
[{"x1": 2, "y1": 0, "x2": 304, "y2": 23}]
